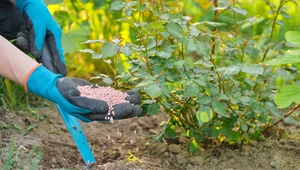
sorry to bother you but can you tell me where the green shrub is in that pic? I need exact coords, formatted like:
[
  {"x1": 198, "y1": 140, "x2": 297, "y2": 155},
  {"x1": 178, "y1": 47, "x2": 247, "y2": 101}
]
[{"x1": 81, "y1": 0, "x2": 299, "y2": 154}]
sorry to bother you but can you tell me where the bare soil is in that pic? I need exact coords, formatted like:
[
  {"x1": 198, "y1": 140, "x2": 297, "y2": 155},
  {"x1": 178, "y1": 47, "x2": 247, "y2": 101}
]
[{"x1": 1, "y1": 105, "x2": 300, "y2": 170}]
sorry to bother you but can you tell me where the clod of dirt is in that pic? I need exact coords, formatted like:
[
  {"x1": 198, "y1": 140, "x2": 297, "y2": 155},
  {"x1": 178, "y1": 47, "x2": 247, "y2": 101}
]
[
  {"x1": 176, "y1": 154, "x2": 188, "y2": 164},
  {"x1": 169, "y1": 144, "x2": 181, "y2": 154},
  {"x1": 188, "y1": 156, "x2": 205, "y2": 166},
  {"x1": 77, "y1": 85, "x2": 128, "y2": 112},
  {"x1": 270, "y1": 154, "x2": 285, "y2": 169},
  {"x1": 151, "y1": 143, "x2": 168, "y2": 155}
]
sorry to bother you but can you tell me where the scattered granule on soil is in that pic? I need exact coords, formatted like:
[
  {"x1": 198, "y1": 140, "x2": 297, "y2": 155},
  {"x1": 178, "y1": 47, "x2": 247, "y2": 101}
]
[{"x1": 77, "y1": 85, "x2": 128, "y2": 114}]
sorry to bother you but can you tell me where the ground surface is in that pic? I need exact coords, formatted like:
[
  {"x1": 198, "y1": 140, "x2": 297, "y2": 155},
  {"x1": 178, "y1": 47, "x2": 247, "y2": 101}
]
[{"x1": 1, "y1": 106, "x2": 300, "y2": 170}]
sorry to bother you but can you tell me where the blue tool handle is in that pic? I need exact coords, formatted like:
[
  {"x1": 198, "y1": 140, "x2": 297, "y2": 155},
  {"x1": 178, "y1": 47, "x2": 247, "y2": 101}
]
[{"x1": 56, "y1": 104, "x2": 96, "y2": 169}]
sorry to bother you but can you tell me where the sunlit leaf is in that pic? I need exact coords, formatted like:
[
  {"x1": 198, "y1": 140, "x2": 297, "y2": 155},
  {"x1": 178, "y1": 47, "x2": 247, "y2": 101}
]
[
  {"x1": 199, "y1": 0, "x2": 211, "y2": 10},
  {"x1": 274, "y1": 85, "x2": 300, "y2": 108},
  {"x1": 189, "y1": 138, "x2": 199, "y2": 154},
  {"x1": 285, "y1": 31, "x2": 300, "y2": 44},
  {"x1": 101, "y1": 42, "x2": 119, "y2": 58},
  {"x1": 196, "y1": 106, "x2": 213, "y2": 126}
]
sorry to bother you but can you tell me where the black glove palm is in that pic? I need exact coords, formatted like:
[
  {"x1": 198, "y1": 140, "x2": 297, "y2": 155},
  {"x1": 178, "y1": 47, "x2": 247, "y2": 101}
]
[{"x1": 56, "y1": 78, "x2": 142, "y2": 122}]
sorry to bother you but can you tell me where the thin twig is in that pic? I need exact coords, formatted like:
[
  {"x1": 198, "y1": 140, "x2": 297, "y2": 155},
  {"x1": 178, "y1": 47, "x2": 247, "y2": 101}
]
[{"x1": 263, "y1": 104, "x2": 300, "y2": 132}]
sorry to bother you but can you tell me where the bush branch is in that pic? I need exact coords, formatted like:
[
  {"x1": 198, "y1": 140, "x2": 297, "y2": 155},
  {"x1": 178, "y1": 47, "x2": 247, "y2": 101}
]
[{"x1": 263, "y1": 104, "x2": 300, "y2": 132}]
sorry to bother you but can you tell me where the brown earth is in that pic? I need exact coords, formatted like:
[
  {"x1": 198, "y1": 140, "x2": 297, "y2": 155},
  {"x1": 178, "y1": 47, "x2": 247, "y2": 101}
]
[{"x1": 1, "y1": 105, "x2": 300, "y2": 170}]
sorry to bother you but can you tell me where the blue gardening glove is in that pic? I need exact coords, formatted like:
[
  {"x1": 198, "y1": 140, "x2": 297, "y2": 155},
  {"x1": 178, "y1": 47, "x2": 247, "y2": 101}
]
[
  {"x1": 25, "y1": 65, "x2": 143, "y2": 122},
  {"x1": 15, "y1": 0, "x2": 67, "y2": 76}
]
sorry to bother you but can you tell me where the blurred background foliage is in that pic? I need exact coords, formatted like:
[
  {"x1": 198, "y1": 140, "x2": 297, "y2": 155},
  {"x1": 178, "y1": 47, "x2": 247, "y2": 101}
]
[
  {"x1": 1, "y1": 0, "x2": 300, "y2": 110},
  {"x1": 46, "y1": 0, "x2": 300, "y2": 79}
]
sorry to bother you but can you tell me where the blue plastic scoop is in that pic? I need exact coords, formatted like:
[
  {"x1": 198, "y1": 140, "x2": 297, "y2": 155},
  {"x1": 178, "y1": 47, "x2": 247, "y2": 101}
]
[{"x1": 56, "y1": 104, "x2": 96, "y2": 169}]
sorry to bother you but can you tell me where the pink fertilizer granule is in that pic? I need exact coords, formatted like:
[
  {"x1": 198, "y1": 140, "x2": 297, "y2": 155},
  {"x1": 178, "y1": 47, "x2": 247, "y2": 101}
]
[{"x1": 77, "y1": 85, "x2": 128, "y2": 113}]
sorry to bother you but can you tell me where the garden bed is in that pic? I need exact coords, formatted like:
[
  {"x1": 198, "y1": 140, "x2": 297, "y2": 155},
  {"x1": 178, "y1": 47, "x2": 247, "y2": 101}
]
[{"x1": 1, "y1": 106, "x2": 300, "y2": 170}]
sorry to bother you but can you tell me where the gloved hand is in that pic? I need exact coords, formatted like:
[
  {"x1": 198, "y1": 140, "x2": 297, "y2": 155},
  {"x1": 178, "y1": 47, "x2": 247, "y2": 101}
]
[
  {"x1": 15, "y1": 0, "x2": 67, "y2": 76},
  {"x1": 25, "y1": 65, "x2": 143, "y2": 122}
]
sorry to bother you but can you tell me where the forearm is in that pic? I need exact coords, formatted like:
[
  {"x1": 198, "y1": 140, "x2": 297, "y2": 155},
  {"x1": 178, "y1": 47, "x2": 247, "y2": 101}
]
[{"x1": 0, "y1": 35, "x2": 38, "y2": 85}]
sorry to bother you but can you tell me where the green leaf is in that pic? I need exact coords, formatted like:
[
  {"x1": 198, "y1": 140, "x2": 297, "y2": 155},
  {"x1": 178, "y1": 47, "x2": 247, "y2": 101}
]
[
  {"x1": 196, "y1": 107, "x2": 213, "y2": 126},
  {"x1": 62, "y1": 25, "x2": 91, "y2": 53},
  {"x1": 212, "y1": 101, "x2": 226, "y2": 116},
  {"x1": 204, "y1": 21, "x2": 227, "y2": 27},
  {"x1": 184, "y1": 37, "x2": 197, "y2": 52},
  {"x1": 223, "y1": 66, "x2": 240, "y2": 76},
  {"x1": 280, "y1": 11, "x2": 292, "y2": 19},
  {"x1": 101, "y1": 42, "x2": 119, "y2": 58},
  {"x1": 80, "y1": 49, "x2": 102, "y2": 59},
  {"x1": 148, "y1": 103, "x2": 160, "y2": 115},
  {"x1": 239, "y1": 96, "x2": 251, "y2": 103},
  {"x1": 195, "y1": 79, "x2": 206, "y2": 87},
  {"x1": 81, "y1": 39, "x2": 106, "y2": 44},
  {"x1": 197, "y1": 95, "x2": 212, "y2": 105},
  {"x1": 266, "y1": 50, "x2": 300, "y2": 65},
  {"x1": 103, "y1": 77, "x2": 113, "y2": 85},
  {"x1": 120, "y1": 46, "x2": 133, "y2": 57},
  {"x1": 230, "y1": 6, "x2": 247, "y2": 16},
  {"x1": 110, "y1": 1, "x2": 125, "y2": 11},
  {"x1": 5, "y1": 139, "x2": 16, "y2": 170},
  {"x1": 152, "y1": 131, "x2": 164, "y2": 143},
  {"x1": 185, "y1": 83, "x2": 200, "y2": 97},
  {"x1": 203, "y1": 61, "x2": 214, "y2": 67},
  {"x1": 285, "y1": 31, "x2": 300, "y2": 44},
  {"x1": 241, "y1": 123, "x2": 248, "y2": 132},
  {"x1": 189, "y1": 138, "x2": 199, "y2": 154},
  {"x1": 127, "y1": 1, "x2": 138, "y2": 7},
  {"x1": 165, "y1": 126, "x2": 177, "y2": 139},
  {"x1": 144, "y1": 100, "x2": 156, "y2": 104},
  {"x1": 250, "y1": 101, "x2": 262, "y2": 114},
  {"x1": 266, "y1": 102, "x2": 282, "y2": 117},
  {"x1": 274, "y1": 85, "x2": 300, "y2": 108},
  {"x1": 241, "y1": 65, "x2": 264, "y2": 75},
  {"x1": 164, "y1": 22, "x2": 183, "y2": 39},
  {"x1": 145, "y1": 84, "x2": 163, "y2": 98},
  {"x1": 157, "y1": 51, "x2": 171, "y2": 59}
]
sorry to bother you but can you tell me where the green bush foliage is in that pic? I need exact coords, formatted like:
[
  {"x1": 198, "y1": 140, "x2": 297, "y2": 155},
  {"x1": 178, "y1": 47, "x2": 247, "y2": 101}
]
[{"x1": 81, "y1": 0, "x2": 300, "y2": 153}]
